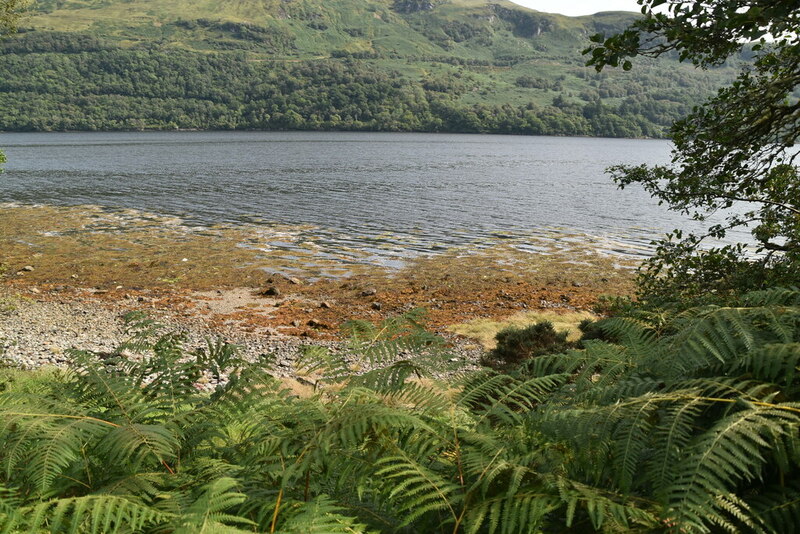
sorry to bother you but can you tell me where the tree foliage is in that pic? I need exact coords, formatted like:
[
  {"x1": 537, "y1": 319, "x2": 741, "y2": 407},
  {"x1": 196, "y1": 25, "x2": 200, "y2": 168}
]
[
  {"x1": 0, "y1": 0, "x2": 27, "y2": 37},
  {"x1": 586, "y1": 0, "x2": 800, "y2": 304},
  {"x1": 0, "y1": 40, "x2": 694, "y2": 138}
]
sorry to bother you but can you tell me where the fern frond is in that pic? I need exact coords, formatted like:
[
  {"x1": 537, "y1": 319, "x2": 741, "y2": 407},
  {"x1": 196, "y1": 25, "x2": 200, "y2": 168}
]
[
  {"x1": 609, "y1": 396, "x2": 659, "y2": 493},
  {"x1": 665, "y1": 407, "x2": 800, "y2": 531},
  {"x1": 749, "y1": 481, "x2": 800, "y2": 534},
  {"x1": 169, "y1": 477, "x2": 255, "y2": 534},
  {"x1": 1, "y1": 413, "x2": 111, "y2": 496},
  {"x1": 95, "y1": 472, "x2": 166, "y2": 500},
  {"x1": 375, "y1": 454, "x2": 460, "y2": 526},
  {"x1": 596, "y1": 316, "x2": 658, "y2": 349},
  {"x1": 458, "y1": 371, "x2": 568, "y2": 425},
  {"x1": 375, "y1": 382, "x2": 453, "y2": 430},
  {"x1": 645, "y1": 397, "x2": 706, "y2": 498},
  {"x1": 27, "y1": 494, "x2": 166, "y2": 534},
  {"x1": 743, "y1": 286, "x2": 800, "y2": 307},
  {"x1": 342, "y1": 309, "x2": 445, "y2": 368},
  {"x1": 324, "y1": 395, "x2": 434, "y2": 451},
  {"x1": 465, "y1": 490, "x2": 561, "y2": 534},
  {"x1": 737, "y1": 343, "x2": 800, "y2": 388},
  {"x1": 0, "y1": 484, "x2": 23, "y2": 534},
  {"x1": 276, "y1": 495, "x2": 374, "y2": 534},
  {"x1": 117, "y1": 310, "x2": 168, "y2": 353},
  {"x1": 554, "y1": 478, "x2": 658, "y2": 531},
  {"x1": 95, "y1": 423, "x2": 179, "y2": 470}
]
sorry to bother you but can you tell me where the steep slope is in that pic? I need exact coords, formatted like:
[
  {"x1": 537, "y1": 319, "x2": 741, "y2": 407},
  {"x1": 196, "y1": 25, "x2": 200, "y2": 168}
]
[{"x1": 0, "y1": 0, "x2": 740, "y2": 135}]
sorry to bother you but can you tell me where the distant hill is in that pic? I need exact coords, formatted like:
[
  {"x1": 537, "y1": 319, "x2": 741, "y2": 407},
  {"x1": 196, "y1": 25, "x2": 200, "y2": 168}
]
[{"x1": 0, "y1": 0, "x2": 741, "y2": 136}]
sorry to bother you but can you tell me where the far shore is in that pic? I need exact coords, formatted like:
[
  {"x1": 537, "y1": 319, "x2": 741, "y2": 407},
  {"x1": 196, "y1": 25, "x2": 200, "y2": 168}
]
[{"x1": 0, "y1": 128, "x2": 668, "y2": 141}]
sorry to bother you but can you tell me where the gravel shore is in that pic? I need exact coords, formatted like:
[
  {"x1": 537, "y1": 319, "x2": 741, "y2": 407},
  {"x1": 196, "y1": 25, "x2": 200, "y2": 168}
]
[{"x1": 0, "y1": 288, "x2": 483, "y2": 386}]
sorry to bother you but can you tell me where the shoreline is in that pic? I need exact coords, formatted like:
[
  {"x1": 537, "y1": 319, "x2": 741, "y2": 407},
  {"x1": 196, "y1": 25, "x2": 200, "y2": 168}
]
[
  {"x1": 0, "y1": 261, "x2": 630, "y2": 383},
  {"x1": 1, "y1": 203, "x2": 638, "y2": 380},
  {"x1": 0, "y1": 285, "x2": 486, "y2": 391},
  {"x1": 0, "y1": 128, "x2": 668, "y2": 141}
]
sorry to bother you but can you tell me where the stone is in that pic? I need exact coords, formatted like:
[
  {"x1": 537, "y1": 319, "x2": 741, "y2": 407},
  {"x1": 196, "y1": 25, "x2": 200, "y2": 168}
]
[
  {"x1": 307, "y1": 319, "x2": 328, "y2": 329},
  {"x1": 320, "y1": 301, "x2": 333, "y2": 309},
  {"x1": 361, "y1": 288, "x2": 377, "y2": 297},
  {"x1": 261, "y1": 287, "x2": 281, "y2": 297},
  {"x1": 371, "y1": 302, "x2": 382, "y2": 311},
  {"x1": 21, "y1": 265, "x2": 34, "y2": 272}
]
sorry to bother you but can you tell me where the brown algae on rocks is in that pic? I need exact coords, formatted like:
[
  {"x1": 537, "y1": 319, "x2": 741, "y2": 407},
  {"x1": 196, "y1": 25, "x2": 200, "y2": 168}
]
[{"x1": 1, "y1": 204, "x2": 638, "y2": 338}]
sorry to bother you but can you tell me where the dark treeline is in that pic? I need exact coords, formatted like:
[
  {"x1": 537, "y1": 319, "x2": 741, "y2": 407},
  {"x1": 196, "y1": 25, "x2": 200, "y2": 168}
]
[{"x1": 0, "y1": 33, "x2": 697, "y2": 137}]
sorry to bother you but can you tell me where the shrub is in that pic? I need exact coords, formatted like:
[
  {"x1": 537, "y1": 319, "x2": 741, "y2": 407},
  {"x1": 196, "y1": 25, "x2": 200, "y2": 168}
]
[{"x1": 485, "y1": 320, "x2": 571, "y2": 367}]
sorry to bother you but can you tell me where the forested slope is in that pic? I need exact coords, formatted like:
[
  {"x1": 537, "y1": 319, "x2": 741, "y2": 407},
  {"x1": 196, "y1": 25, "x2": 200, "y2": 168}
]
[{"x1": 0, "y1": 0, "x2": 742, "y2": 136}]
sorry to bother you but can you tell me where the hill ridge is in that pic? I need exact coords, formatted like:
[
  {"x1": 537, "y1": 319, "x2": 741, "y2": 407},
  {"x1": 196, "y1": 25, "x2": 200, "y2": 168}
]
[{"x1": 0, "y1": 0, "x2": 740, "y2": 136}]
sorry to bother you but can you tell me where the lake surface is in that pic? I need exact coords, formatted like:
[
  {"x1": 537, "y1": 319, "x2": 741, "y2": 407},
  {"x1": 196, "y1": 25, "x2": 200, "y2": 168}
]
[{"x1": 0, "y1": 131, "x2": 733, "y2": 266}]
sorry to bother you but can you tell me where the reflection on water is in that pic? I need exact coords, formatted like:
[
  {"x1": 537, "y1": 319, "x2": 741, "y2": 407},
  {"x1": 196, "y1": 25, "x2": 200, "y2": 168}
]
[{"x1": 0, "y1": 131, "x2": 750, "y2": 266}]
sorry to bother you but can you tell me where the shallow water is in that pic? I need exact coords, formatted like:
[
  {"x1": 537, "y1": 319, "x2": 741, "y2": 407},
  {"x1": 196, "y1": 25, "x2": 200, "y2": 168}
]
[{"x1": 0, "y1": 131, "x2": 745, "y2": 267}]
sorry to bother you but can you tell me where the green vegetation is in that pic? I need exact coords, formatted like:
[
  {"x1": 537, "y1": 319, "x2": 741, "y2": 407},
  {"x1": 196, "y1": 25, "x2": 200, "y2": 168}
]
[
  {"x1": 1, "y1": 2, "x2": 799, "y2": 532},
  {"x1": 483, "y1": 320, "x2": 571, "y2": 368},
  {"x1": 0, "y1": 0, "x2": 28, "y2": 37},
  {"x1": 448, "y1": 310, "x2": 594, "y2": 350},
  {"x1": 587, "y1": 0, "x2": 800, "y2": 303},
  {"x1": 2, "y1": 290, "x2": 800, "y2": 533},
  {"x1": 0, "y1": 0, "x2": 742, "y2": 135}
]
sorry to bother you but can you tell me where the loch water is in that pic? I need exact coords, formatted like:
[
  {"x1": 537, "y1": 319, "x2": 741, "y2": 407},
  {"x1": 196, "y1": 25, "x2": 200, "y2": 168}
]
[{"x1": 0, "y1": 131, "x2": 743, "y2": 266}]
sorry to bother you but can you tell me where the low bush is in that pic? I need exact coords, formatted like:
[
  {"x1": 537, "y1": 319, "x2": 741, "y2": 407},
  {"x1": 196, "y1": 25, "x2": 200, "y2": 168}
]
[{"x1": 484, "y1": 320, "x2": 571, "y2": 367}]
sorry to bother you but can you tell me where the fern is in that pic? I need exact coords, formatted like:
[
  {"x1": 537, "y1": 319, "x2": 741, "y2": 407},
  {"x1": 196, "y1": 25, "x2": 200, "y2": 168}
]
[
  {"x1": 276, "y1": 495, "x2": 374, "y2": 533},
  {"x1": 297, "y1": 308, "x2": 459, "y2": 390},
  {"x1": 743, "y1": 286, "x2": 800, "y2": 306},
  {"x1": 749, "y1": 480, "x2": 800, "y2": 533},
  {"x1": 167, "y1": 477, "x2": 255, "y2": 534},
  {"x1": 1, "y1": 297, "x2": 799, "y2": 533},
  {"x1": 375, "y1": 453, "x2": 462, "y2": 526},
  {"x1": 665, "y1": 407, "x2": 800, "y2": 531},
  {"x1": 0, "y1": 484, "x2": 22, "y2": 534},
  {"x1": 27, "y1": 495, "x2": 166, "y2": 534}
]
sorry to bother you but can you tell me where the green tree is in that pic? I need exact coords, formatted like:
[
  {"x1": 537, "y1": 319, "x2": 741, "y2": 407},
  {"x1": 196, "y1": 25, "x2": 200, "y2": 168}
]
[
  {"x1": 0, "y1": 0, "x2": 27, "y2": 36},
  {"x1": 1, "y1": 0, "x2": 27, "y2": 168},
  {"x1": 586, "y1": 0, "x2": 800, "y2": 304}
]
